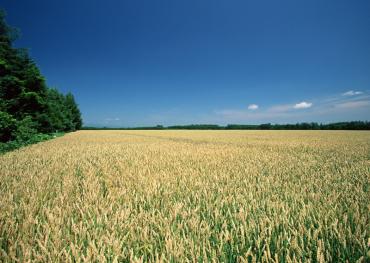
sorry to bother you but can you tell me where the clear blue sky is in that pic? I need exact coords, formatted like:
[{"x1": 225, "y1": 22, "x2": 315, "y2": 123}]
[{"x1": 2, "y1": 0, "x2": 370, "y2": 126}]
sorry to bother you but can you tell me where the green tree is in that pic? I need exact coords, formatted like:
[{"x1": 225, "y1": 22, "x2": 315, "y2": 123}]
[
  {"x1": 0, "y1": 111, "x2": 16, "y2": 141},
  {"x1": 0, "y1": 10, "x2": 82, "y2": 145},
  {"x1": 65, "y1": 93, "x2": 82, "y2": 130},
  {"x1": 13, "y1": 116, "x2": 37, "y2": 141}
]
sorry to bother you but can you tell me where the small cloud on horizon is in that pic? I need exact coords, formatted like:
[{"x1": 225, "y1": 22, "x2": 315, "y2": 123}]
[
  {"x1": 335, "y1": 100, "x2": 370, "y2": 109},
  {"x1": 293, "y1": 101, "x2": 313, "y2": 109},
  {"x1": 248, "y1": 104, "x2": 259, "y2": 110},
  {"x1": 105, "y1": 117, "x2": 120, "y2": 121},
  {"x1": 342, "y1": 90, "x2": 363, "y2": 96},
  {"x1": 213, "y1": 90, "x2": 370, "y2": 124}
]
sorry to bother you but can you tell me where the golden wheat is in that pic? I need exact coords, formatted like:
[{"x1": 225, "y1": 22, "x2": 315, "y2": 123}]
[{"x1": 0, "y1": 130, "x2": 369, "y2": 262}]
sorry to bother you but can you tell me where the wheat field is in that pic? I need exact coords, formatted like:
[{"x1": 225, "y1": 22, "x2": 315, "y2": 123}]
[{"x1": 0, "y1": 130, "x2": 369, "y2": 262}]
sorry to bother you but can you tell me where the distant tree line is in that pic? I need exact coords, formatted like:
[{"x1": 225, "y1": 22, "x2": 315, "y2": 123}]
[
  {"x1": 0, "y1": 10, "x2": 82, "y2": 147},
  {"x1": 224, "y1": 121, "x2": 370, "y2": 130},
  {"x1": 82, "y1": 121, "x2": 370, "y2": 130}
]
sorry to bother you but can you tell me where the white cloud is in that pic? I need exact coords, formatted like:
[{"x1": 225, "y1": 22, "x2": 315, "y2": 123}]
[
  {"x1": 248, "y1": 104, "x2": 259, "y2": 110},
  {"x1": 293, "y1": 101, "x2": 312, "y2": 109},
  {"x1": 267, "y1": 104, "x2": 292, "y2": 113},
  {"x1": 342, "y1": 90, "x2": 363, "y2": 96},
  {"x1": 335, "y1": 100, "x2": 370, "y2": 109},
  {"x1": 105, "y1": 117, "x2": 120, "y2": 121},
  {"x1": 213, "y1": 92, "x2": 370, "y2": 124}
]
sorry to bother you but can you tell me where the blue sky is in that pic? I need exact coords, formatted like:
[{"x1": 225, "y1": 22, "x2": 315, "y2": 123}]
[{"x1": 2, "y1": 0, "x2": 370, "y2": 126}]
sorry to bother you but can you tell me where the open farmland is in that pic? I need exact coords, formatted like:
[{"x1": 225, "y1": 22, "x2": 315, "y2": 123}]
[{"x1": 0, "y1": 130, "x2": 369, "y2": 262}]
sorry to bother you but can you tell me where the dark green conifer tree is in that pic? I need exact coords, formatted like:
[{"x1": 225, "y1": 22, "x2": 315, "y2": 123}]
[{"x1": 0, "y1": 10, "x2": 82, "y2": 144}]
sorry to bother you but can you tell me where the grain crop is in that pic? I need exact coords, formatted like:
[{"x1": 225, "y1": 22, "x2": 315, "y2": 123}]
[{"x1": 0, "y1": 130, "x2": 369, "y2": 262}]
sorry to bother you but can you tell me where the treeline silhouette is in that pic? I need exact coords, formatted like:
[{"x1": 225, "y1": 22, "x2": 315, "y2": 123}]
[
  {"x1": 83, "y1": 121, "x2": 370, "y2": 130},
  {"x1": 0, "y1": 11, "x2": 82, "y2": 150}
]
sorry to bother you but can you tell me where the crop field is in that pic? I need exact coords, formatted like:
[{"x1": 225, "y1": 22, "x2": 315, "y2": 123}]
[{"x1": 0, "y1": 130, "x2": 369, "y2": 262}]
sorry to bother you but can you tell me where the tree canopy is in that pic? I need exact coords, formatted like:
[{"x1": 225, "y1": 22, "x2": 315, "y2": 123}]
[{"x1": 0, "y1": 10, "x2": 82, "y2": 144}]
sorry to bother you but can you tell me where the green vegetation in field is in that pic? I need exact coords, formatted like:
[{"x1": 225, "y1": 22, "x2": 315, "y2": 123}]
[{"x1": 0, "y1": 132, "x2": 64, "y2": 154}]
